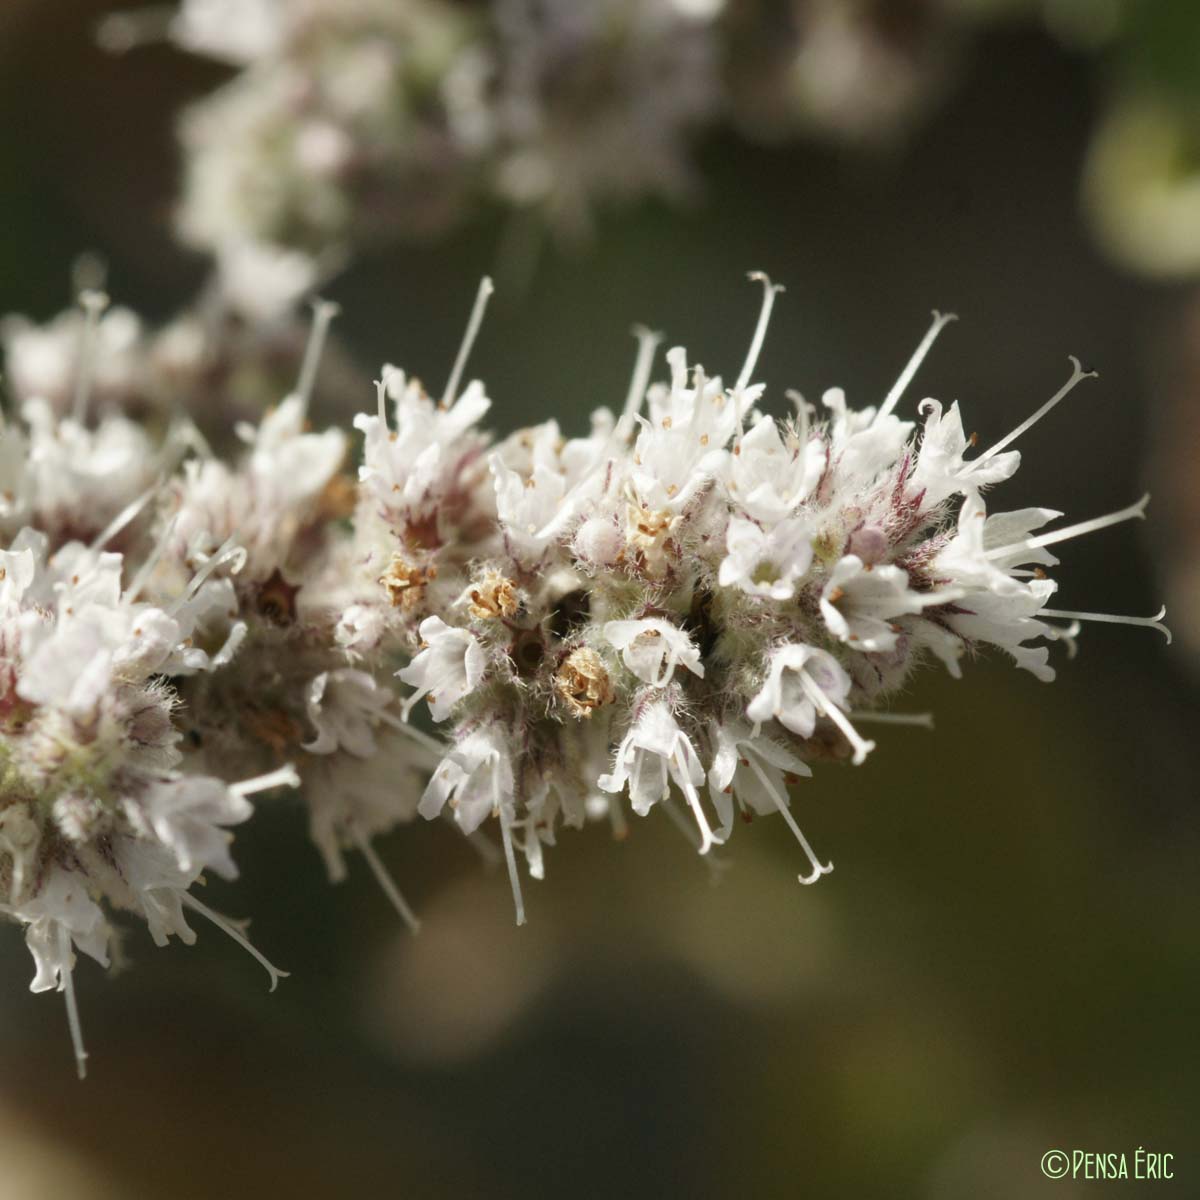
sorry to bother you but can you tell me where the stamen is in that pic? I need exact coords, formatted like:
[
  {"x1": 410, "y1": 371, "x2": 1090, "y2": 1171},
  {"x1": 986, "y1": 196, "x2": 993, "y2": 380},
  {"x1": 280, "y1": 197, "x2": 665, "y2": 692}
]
[
  {"x1": 167, "y1": 536, "x2": 245, "y2": 615},
  {"x1": 496, "y1": 787, "x2": 526, "y2": 927},
  {"x1": 294, "y1": 299, "x2": 340, "y2": 416},
  {"x1": 375, "y1": 709, "x2": 445, "y2": 769},
  {"x1": 229, "y1": 763, "x2": 301, "y2": 799},
  {"x1": 1038, "y1": 605, "x2": 1171, "y2": 642},
  {"x1": 90, "y1": 475, "x2": 162, "y2": 551},
  {"x1": 679, "y1": 775, "x2": 722, "y2": 856},
  {"x1": 876, "y1": 310, "x2": 957, "y2": 424},
  {"x1": 734, "y1": 271, "x2": 785, "y2": 396},
  {"x1": 180, "y1": 893, "x2": 288, "y2": 991},
  {"x1": 441, "y1": 277, "x2": 494, "y2": 409},
  {"x1": 72, "y1": 289, "x2": 110, "y2": 426},
  {"x1": 979, "y1": 356, "x2": 1096, "y2": 461},
  {"x1": 351, "y1": 827, "x2": 421, "y2": 934},
  {"x1": 849, "y1": 711, "x2": 935, "y2": 729},
  {"x1": 798, "y1": 675, "x2": 876, "y2": 765},
  {"x1": 744, "y1": 754, "x2": 832, "y2": 885},
  {"x1": 57, "y1": 925, "x2": 88, "y2": 1081},
  {"x1": 985, "y1": 494, "x2": 1150, "y2": 561},
  {"x1": 617, "y1": 324, "x2": 662, "y2": 441}
]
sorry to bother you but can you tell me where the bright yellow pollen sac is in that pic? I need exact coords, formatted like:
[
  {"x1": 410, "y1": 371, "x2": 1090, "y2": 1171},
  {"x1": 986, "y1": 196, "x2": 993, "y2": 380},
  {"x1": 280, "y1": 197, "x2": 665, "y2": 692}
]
[
  {"x1": 554, "y1": 647, "x2": 615, "y2": 719},
  {"x1": 379, "y1": 552, "x2": 436, "y2": 612},
  {"x1": 468, "y1": 569, "x2": 519, "y2": 620}
]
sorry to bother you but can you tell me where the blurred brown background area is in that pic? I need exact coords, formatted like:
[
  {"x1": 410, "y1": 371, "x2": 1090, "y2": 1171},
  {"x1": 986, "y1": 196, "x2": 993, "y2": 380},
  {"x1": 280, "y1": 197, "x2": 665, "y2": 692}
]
[{"x1": 1, "y1": 2, "x2": 1198, "y2": 1197}]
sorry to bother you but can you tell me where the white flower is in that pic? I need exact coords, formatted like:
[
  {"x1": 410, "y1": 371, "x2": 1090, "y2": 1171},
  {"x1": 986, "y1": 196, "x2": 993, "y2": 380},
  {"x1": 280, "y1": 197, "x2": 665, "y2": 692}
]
[
  {"x1": 418, "y1": 724, "x2": 514, "y2": 836},
  {"x1": 820, "y1": 554, "x2": 960, "y2": 653},
  {"x1": 630, "y1": 347, "x2": 751, "y2": 510},
  {"x1": 304, "y1": 668, "x2": 398, "y2": 757},
  {"x1": 14, "y1": 869, "x2": 111, "y2": 994},
  {"x1": 490, "y1": 454, "x2": 569, "y2": 566},
  {"x1": 727, "y1": 414, "x2": 822, "y2": 521},
  {"x1": 746, "y1": 644, "x2": 875, "y2": 764},
  {"x1": 718, "y1": 514, "x2": 814, "y2": 600},
  {"x1": 397, "y1": 616, "x2": 486, "y2": 721},
  {"x1": 911, "y1": 398, "x2": 1020, "y2": 506},
  {"x1": 131, "y1": 777, "x2": 254, "y2": 881},
  {"x1": 603, "y1": 618, "x2": 705, "y2": 685},
  {"x1": 598, "y1": 701, "x2": 723, "y2": 853}
]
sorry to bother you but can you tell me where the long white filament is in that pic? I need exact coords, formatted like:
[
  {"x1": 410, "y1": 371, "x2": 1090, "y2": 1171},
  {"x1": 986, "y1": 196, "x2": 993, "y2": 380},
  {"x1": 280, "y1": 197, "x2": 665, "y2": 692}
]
[
  {"x1": 229, "y1": 763, "x2": 301, "y2": 799},
  {"x1": 986, "y1": 494, "x2": 1150, "y2": 561},
  {"x1": 352, "y1": 827, "x2": 421, "y2": 934},
  {"x1": 744, "y1": 754, "x2": 832, "y2": 885},
  {"x1": 850, "y1": 711, "x2": 935, "y2": 729},
  {"x1": 617, "y1": 324, "x2": 662, "y2": 441},
  {"x1": 167, "y1": 536, "x2": 244, "y2": 616},
  {"x1": 735, "y1": 271, "x2": 784, "y2": 397},
  {"x1": 496, "y1": 792, "x2": 526, "y2": 928},
  {"x1": 876, "y1": 310, "x2": 957, "y2": 424},
  {"x1": 295, "y1": 299, "x2": 340, "y2": 416},
  {"x1": 442, "y1": 277, "x2": 494, "y2": 408},
  {"x1": 1039, "y1": 605, "x2": 1171, "y2": 642},
  {"x1": 57, "y1": 925, "x2": 88, "y2": 1081},
  {"x1": 72, "y1": 290, "x2": 109, "y2": 426},
  {"x1": 180, "y1": 892, "x2": 289, "y2": 991},
  {"x1": 90, "y1": 476, "x2": 162, "y2": 551},
  {"x1": 979, "y1": 356, "x2": 1096, "y2": 461},
  {"x1": 798, "y1": 675, "x2": 876, "y2": 765}
]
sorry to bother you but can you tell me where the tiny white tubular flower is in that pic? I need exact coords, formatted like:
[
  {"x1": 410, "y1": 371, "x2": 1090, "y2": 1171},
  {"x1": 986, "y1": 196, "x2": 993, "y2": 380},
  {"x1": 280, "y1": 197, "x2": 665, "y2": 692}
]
[
  {"x1": 598, "y1": 701, "x2": 724, "y2": 854},
  {"x1": 820, "y1": 554, "x2": 961, "y2": 653},
  {"x1": 303, "y1": 668, "x2": 398, "y2": 757},
  {"x1": 11, "y1": 868, "x2": 112, "y2": 994},
  {"x1": 718, "y1": 514, "x2": 814, "y2": 600},
  {"x1": 932, "y1": 492, "x2": 1061, "y2": 597},
  {"x1": 355, "y1": 368, "x2": 490, "y2": 519},
  {"x1": 728, "y1": 414, "x2": 823, "y2": 522},
  {"x1": 746, "y1": 644, "x2": 876, "y2": 764},
  {"x1": 632, "y1": 346, "x2": 750, "y2": 510},
  {"x1": 603, "y1": 618, "x2": 705, "y2": 686},
  {"x1": 911, "y1": 398, "x2": 1020, "y2": 506},
  {"x1": 131, "y1": 777, "x2": 254, "y2": 881},
  {"x1": 244, "y1": 394, "x2": 347, "y2": 512},
  {"x1": 490, "y1": 454, "x2": 569, "y2": 566},
  {"x1": 397, "y1": 615, "x2": 487, "y2": 721},
  {"x1": 821, "y1": 386, "x2": 913, "y2": 498},
  {"x1": 418, "y1": 725, "x2": 513, "y2": 836}
]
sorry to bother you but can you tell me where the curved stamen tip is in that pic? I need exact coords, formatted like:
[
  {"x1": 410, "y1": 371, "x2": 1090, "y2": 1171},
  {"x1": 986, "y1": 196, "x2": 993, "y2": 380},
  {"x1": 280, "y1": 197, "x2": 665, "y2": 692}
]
[
  {"x1": 747, "y1": 269, "x2": 785, "y2": 295},
  {"x1": 798, "y1": 860, "x2": 833, "y2": 886},
  {"x1": 1067, "y1": 354, "x2": 1099, "y2": 381},
  {"x1": 931, "y1": 309, "x2": 959, "y2": 326}
]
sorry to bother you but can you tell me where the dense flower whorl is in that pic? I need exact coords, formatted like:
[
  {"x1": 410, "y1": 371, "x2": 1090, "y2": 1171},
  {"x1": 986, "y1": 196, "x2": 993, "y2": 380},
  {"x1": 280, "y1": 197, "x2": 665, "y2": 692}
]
[{"x1": 1, "y1": 272, "x2": 1169, "y2": 1071}]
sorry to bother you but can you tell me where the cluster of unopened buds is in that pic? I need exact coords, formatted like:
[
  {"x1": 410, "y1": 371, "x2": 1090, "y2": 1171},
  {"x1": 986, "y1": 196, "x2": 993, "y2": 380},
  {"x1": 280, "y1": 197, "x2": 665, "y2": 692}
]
[{"x1": 0, "y1": 271, "x2": 1168, "y2": 1077}]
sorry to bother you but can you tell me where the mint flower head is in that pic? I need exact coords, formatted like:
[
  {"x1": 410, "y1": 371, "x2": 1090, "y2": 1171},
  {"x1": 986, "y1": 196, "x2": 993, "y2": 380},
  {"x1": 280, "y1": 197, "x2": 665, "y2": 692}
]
[{"x1": 0, "y1": 272, "x2": 1169, "y2": 1074}]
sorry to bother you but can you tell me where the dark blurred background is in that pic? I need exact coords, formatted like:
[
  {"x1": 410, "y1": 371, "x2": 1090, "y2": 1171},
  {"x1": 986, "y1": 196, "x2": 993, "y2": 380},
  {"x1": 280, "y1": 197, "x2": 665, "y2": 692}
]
[{"x1": 0, "y1": 2, "x2": 1197, "y2": 1197}]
